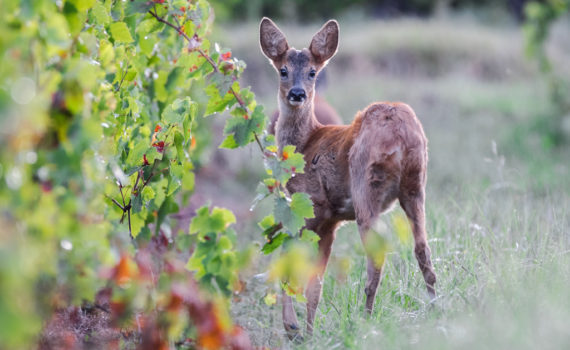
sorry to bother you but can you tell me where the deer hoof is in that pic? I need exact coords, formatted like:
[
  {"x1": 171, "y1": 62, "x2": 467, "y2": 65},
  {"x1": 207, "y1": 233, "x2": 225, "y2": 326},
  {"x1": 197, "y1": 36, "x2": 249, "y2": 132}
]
[
  {"x1": 427, "y1": 284, "x2": 436, "y2": 301},
  {"x1": 285, "y1": 323, "x2": 304, "y2": 343}
]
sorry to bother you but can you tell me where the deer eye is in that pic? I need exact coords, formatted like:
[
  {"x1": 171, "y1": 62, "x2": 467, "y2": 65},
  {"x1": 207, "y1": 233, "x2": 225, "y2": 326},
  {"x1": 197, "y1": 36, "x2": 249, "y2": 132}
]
[
  {"x1": 280, "y1": 67, "x2": 288, "y2": 78},
  {"x1": 309, "y1": 69, "x2": 316, "y2": 79}
]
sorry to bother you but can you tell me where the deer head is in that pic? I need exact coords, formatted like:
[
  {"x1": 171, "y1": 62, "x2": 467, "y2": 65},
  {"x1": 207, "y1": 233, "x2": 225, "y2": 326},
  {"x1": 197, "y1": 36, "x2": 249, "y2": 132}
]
[{"x1": 260, "y1": 18, "x2": 339, "y2": 109}]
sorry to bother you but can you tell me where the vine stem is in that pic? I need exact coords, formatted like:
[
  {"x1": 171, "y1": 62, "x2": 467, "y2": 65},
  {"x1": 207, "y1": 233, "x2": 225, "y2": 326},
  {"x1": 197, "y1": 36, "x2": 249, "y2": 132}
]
[
  {"x1": 197, "y1": 48, "x2": 219, "y2": 73},
  {"x1": 149, "y1": 8, "x2": 191, "y2": 42},
  {"x1": 115, "y1": 59, "x2": 129, "y2": 92},
  {"x1": 252, "y1": 132, "x2": 265, "y2": 153}
]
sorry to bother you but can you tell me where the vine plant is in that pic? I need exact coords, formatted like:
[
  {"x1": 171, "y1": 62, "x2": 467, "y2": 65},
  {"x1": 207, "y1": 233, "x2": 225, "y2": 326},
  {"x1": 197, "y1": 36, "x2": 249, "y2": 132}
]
[{"x1": 0, "y1": 0, "x2": 317, "y2": 348}]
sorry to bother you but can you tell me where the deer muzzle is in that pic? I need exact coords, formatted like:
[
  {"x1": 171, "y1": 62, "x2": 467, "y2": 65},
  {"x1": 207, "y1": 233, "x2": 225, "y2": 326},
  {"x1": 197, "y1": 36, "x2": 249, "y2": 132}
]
[{"x1": 287, "y1": 87, "x2": 306, "y2": 104}]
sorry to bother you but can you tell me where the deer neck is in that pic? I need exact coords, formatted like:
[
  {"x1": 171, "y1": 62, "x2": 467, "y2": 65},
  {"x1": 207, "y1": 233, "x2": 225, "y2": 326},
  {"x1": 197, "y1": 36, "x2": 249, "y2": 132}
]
[{"x1": 276, "y1": 98, "x2": 320, "y2": 153}]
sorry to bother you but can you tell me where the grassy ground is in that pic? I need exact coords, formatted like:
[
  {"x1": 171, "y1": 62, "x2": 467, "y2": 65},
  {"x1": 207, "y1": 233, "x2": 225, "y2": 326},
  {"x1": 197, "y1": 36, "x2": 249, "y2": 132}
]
[{"x1": 204, "y1": 17, "x2": 570, "y2": 349}]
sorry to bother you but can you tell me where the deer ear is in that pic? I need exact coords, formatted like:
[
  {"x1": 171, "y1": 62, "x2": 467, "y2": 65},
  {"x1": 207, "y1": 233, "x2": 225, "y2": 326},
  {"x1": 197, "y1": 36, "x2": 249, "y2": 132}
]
[
  {"x1": 309, "y1": 20, "x2": 339, "y2": 65},
  {"x1": 260, "y1": 17, "x2": 289, "y2": 62}
]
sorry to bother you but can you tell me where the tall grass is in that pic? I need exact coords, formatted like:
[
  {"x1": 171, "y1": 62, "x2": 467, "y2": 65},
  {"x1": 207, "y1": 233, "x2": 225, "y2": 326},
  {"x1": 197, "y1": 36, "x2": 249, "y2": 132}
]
[{"x1": 232, "y1": 187, "x2": 569, "y2": 349}]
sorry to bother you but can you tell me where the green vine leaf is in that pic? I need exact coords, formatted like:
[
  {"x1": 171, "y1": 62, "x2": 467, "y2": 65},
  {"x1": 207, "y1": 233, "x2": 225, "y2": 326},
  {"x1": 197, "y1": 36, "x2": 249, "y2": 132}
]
[
  {"x1": 262, "y1": 233, "x2": 289, "y2": 254},
  {"x1": 92, "y1": 2, "x2": 111, "y2": 25},
  {"x1": 300, "y1": 229, "x2": 320, "y2": 251},
  {"x1": 265, "y1": 144, "x2": 306, "y2": 184},
  {"x1": 109, "y1": 22, "x2": 134, "y2": 43},
  {"x1": 274, "y1": 192, "x2": 315, "y2": 235},
  {"x1": 69, "y1": 0, "x2": 96, "y2": 12},
  {"x1": 124, "y1": 0, "x2": 154, "y2": 16},
  {"x1": 205, "y1": 83, "x2": 237, "y2": 116},
  {"x1": 223, "y1": 105, "x2": 265, "y2": 147},
  {"x1": 189, "y1": 206, "x2": 237, "y2": 237},
  {"x1": 162, "y1": 97, "x2": 197, "y2": 125}
]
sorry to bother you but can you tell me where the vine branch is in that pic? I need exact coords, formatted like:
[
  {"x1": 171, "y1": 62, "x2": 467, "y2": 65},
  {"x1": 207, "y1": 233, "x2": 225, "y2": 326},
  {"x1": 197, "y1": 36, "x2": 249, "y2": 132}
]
[{"x1": 145, "y1": 6, "x2": 292, "y2": 233}]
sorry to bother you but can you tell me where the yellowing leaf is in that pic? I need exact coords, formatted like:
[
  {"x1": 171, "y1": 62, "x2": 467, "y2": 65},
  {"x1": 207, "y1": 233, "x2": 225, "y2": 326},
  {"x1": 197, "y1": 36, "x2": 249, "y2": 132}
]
[
  {"x1": 258, "y1": 214, "x2": 276, "y2": 230},
  {"x1": 363, "y1": 229, "x2": 390, "y2": 268},
  {"x1": 99, "y1": 39, "x2": 114, "y2": 66},
  {"x1": 264, "y1": 293, "x2": 277, "y2": 306},
  {"x1": 219, "y1": 134, "x2": 238, "y2": 149},
  {"x1": 268, "y1": 243, "x2": 317, "y2": 298},
  {"x1": 189, "y1": 206, "x2": 236, "y2": 235},
  {"x1": 92, "y1": 2, "x2": 110, "y2": 24},
  {"x1": 182, "y1": 171, "x2": 195, "y2": 191},
  {"x1": 110, "y1": 22, "x2": 134, "y2": 43},
  {"x1": 70, "y1": 0, "x2": 96, "y2": 12},
  {"x1": 392, "y1": 212, "x2": 412, "y2": 245},
  {"x1": 113, "y1": 254, "x2": 138, "y2": 287},
  {"x1": 130, "y1": 211, "x2": 146, "y2": 238},
  {"x1": 265, "y1": 145, "x2": 306, "y2": 184}
]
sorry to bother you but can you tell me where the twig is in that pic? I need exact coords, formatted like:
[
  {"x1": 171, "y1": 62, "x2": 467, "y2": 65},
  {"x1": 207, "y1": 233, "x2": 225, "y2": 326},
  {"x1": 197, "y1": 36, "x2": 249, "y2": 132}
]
[
  {"x1": 253, "y1": 132, "x2": 265, "y2": 153},
  {"x1": 107, "y1": 196, "x2": 125, "y2": 211},
  {"x1": 172, "y1": 11, "x2": 182, "y2": 28},
  {"x1": 197, "y1": 48, "x2": 219, "y2": 73},
  {"x1": 149, "y1": 8, "x2": 191, "y2": 42},
  {"x1": 265, "y1": 223, "x2": 284, "y2": 240},
  {"x1": 119, "y1": 184, "x2": 126, "y2": 206},
  {"x1": 127, "y1": 208, "x2": 132, "y2": 240},
  {"x1": 115, "y1": 60, "x2": 129, "y2": 92},
  {"x1": 132, "y1": 169, "x2": 142, "y2": 196},
  {"x1": 105, "y1": 191, "x2": 133, "y2": 239},
  {"x1": 142, "y1": 160, "x2": 158, "y2": 187},
  {"x1": 94, "y1": 304, "x2": 110, "y2": 313}
]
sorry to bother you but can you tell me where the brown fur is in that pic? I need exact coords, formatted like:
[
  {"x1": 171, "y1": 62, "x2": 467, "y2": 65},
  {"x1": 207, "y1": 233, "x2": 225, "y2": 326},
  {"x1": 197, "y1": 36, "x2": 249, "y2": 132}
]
[{"x1": 260, "y1": 18, "x2": 437, "y2": 340}]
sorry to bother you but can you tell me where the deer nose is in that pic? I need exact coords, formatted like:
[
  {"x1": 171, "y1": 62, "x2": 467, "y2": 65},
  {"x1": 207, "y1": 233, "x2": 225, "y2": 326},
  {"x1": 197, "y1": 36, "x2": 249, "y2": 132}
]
[{"x1": 287, "y1": 88, "x2": 306, "y2": 102}]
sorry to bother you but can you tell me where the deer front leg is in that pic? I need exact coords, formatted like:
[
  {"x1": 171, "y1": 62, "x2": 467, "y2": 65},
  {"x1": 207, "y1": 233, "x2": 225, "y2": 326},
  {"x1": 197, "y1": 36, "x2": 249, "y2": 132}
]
[
  {"x1": 282, "y1": 290, "x2": 302, "y2": 341},
  {"x1": 305, "y1": 227, "x2": 335, "y2": 337}
]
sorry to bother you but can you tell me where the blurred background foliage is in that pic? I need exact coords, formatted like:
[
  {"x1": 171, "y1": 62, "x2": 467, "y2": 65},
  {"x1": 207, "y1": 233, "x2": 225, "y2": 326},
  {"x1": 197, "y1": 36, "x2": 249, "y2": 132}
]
[
  {"x1": 211, "y1": 0, "x2": 533, "y2": 22},
  {"x1": 523, "y1": 0, "x2": 570, "y2": 146}
]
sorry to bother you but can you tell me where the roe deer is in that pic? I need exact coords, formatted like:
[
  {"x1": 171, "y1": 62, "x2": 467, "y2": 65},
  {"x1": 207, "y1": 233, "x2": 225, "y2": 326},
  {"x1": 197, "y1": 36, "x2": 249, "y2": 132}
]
[
  {"x1": 268, "y1": 69, "x2": 342, "y2": 135},
  {"x1": 259, "y1": 18, "x2": 437, "y2": 340}
]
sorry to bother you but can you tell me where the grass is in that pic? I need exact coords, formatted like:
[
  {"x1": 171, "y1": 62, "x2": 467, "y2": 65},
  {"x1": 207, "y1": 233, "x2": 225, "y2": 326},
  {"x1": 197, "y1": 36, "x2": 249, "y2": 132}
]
[
  {"x1": 205, "y1": 17, "x2": 570, "y2": 349},
  {"x1": 232, "y1": 191, "x2": 570, "y2": 349}
]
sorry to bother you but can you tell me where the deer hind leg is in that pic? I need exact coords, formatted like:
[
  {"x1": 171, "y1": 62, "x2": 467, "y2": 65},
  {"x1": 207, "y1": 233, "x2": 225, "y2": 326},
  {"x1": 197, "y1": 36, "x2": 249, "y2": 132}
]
[
  {"x1": 399, "y1": 190, "x2": 437, "y2": 299},
  {"x1": 352, "y1": 162, "x2": 400, "y2": 314},
  {"x1": 358, "y1": 223, "x2": 386, "y2": 314},
  {"x1": 305, "y1": 224, "x2": 336, "y2": 337}
]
